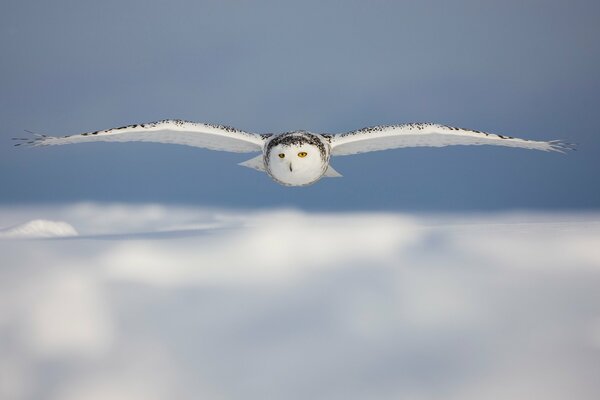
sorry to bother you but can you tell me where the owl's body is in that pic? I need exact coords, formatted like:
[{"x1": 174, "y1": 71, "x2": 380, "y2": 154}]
[{"x1": 17, "y1": 119, "x2": 571, "y2": 186}]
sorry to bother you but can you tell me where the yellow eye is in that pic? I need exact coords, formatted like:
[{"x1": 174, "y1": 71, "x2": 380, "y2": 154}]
[
  {"x1": 278, "y1": 153, "x2": 285, "y2": 159},
  {"x1": 298, "y1": 152, "x2": 308, "y2": 158}
]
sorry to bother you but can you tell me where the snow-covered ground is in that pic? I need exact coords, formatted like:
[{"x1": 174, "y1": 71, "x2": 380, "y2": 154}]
[{"x1": 1, "y1": 203, "x2": 599, "y2": 400}]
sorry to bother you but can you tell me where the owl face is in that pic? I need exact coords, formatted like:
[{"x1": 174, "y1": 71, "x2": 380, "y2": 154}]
[{"x1": 265, "y1": 133, "x2": 329, "y2": 186}]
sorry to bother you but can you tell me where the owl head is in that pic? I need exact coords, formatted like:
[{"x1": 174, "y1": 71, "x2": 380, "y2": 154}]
[{"x1": 265, "y1": 132, "x2": 330, "y2": 186}]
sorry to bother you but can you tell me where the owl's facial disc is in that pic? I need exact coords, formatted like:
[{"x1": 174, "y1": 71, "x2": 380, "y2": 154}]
[{"x1": 267, "y1": 143, "x2": 326, "y2": 186}]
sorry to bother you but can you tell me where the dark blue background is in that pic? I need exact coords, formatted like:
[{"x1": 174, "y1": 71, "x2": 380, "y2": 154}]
[{"x1": 1, "y1": 0, "x2": 599, "y2": 211}]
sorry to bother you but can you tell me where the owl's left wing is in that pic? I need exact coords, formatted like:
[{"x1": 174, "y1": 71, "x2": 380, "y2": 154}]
[
  {"x1": 330, "y1": 123, "x2": 571, "y2": 156},
  {"x1": 16, "y1": 119, "x2": 266, "y2": 153}
]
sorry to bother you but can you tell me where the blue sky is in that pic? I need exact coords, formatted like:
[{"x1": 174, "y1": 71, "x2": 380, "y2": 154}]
[{"x1": 1, "y1": 0, "x2": 599, "y2": 210}]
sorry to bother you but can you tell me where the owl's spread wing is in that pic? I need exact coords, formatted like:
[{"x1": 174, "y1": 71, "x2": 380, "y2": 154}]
[
  {"x1": 17, "y1": 119, "x2": 266, "y2": 153},
  {"x1": 330, "y1": 123, "x2": 571, "y2": 156}
]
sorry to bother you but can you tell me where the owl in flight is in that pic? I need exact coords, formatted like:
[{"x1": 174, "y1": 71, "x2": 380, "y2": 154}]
[{"x1": 16, "y1": 119, "x2": 570, "y2": 186}]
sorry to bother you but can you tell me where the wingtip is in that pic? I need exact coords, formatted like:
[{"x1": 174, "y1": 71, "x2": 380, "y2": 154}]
[
  {"x1": 548, "y1": 140, "x2": 576, "y2": 153},
  {"x1": 12, "y1": 131, "x2": 49, "y2": 148}
]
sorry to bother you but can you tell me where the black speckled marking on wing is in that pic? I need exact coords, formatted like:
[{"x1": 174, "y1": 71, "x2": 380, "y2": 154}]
[
  {"x1": 71, "y1": 119, "x2": 251, "y2": 139},
  {"x1": 342, "y1": 123, "x2": 520, "y2": 141},
  {"x1": 15, "y1": 119, "x2": 262, "y2": 147}
]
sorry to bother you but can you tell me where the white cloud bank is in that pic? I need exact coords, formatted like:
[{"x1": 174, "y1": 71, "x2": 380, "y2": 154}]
[
  {"x1": 0, "y1": 219, "x2": 78, "y2": 239},
  {"x1": 0, "y1": 204, "x2": 599, "y2": 400}
]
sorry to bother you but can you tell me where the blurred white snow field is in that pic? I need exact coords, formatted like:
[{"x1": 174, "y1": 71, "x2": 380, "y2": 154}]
[{"x1": 1, "y1": 203, "x2": 599, "y2": 400}]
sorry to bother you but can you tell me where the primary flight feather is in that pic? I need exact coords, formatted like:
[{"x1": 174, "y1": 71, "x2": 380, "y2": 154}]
[{"x1": 16, "y1": 119, "x2": 571, "y2": 186}]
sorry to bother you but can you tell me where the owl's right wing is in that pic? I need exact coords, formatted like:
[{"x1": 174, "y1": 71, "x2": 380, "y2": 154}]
[
  {"x1": 16, "y1": 119, "x2": 267, "y2": 153},
  {"x1": 330, "y1": 123, "x2": 571, "y2": 156}
]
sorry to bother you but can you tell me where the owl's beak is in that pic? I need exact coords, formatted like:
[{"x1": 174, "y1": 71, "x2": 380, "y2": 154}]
[{"x1": 288, "y1": 162, "x2": 293, "y2": 172}]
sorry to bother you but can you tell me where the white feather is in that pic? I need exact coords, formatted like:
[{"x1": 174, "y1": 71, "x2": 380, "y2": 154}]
[
  {"x1": 24, "y1": 119, "x2": 265, "y2": 153},
  {"x1": 238, "y1": 155, "x2": 266, "y2": 172},
  {"x1": 330, "y1": 123, "x2": 571, "y2": 156}
]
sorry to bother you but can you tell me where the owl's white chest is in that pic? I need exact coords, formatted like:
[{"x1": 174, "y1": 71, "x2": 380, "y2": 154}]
[{"x1": 264, "y1": 132, "x2": 330, "y2": 186}]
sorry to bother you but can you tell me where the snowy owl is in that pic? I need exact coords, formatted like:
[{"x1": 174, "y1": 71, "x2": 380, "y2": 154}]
[{"x1": 16, "y1": 119, "x2": 571, "y2": 186}]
